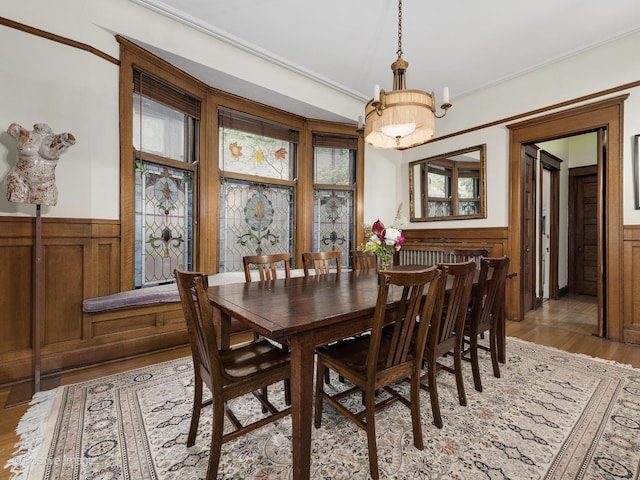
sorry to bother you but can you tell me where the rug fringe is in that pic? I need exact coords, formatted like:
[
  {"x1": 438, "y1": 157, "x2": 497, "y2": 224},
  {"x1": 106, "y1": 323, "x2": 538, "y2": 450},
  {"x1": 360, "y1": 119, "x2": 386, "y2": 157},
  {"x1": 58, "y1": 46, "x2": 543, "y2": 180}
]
[
  {"x1": 508, "y1": 336, "x2": 636, "y2": 369},
  {"x1": 4, "y1": 388, "x2": 60, "y2": 480}
]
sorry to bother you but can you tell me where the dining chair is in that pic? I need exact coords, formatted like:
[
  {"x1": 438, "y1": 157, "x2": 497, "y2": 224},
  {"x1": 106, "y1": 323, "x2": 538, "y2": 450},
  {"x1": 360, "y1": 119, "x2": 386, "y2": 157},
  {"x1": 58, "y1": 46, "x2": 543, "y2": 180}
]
[
  {"x1": 351, "y1": 250, "x2": 377, "y2": 271},
  {"x1": 302, "y1": 250, "x2": 342, "y2": 276},
  {"x1": 242, "y1": 252, "x2": 291, "y2": 282},
  {"x1": 419, "y1": 260, "x2": 476, "y2": 429},
  {"x1": 242, "y1": 252, "x2": 292, "y2": 404},
  {"x1": 302, "y1": 250, "x2": 343, "y2": 383},
  {"x1": 314, "y1": 266, "x2": 441, "y2": 480},
  {"x1": 174, "y1": 269, "x2": 291, "y2": 480},
  {"x1": 462, "y1": 256, "x2": 511, "y2": 392}
]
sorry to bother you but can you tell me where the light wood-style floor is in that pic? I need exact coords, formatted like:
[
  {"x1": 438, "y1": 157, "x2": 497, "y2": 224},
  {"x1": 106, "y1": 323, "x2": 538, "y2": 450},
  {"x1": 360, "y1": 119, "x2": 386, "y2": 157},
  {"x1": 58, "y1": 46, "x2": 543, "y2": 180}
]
[
  {"x1": 1, "y1": 295, "x2": 639, "y2": 479},
  {"x1": 508, "y1": 294, "x2": 640, "y2": 368}
]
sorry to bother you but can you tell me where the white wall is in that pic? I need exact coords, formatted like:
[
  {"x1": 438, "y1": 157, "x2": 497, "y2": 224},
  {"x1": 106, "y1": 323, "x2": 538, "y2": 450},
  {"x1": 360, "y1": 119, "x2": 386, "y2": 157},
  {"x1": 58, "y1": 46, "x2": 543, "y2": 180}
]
[{"x1": 0, "y1": 24, "x2": 120, "y2": 218}]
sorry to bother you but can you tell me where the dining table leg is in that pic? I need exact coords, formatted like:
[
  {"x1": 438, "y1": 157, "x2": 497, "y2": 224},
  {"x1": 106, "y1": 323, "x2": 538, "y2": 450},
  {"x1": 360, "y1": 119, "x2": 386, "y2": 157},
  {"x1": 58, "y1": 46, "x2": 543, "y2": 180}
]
[
  {"x1": 213, "y1": 308, "x2": 231, "y2": 350},
  {"x1": 288, "y1": 333, "x2": 316, "y2": 480}
]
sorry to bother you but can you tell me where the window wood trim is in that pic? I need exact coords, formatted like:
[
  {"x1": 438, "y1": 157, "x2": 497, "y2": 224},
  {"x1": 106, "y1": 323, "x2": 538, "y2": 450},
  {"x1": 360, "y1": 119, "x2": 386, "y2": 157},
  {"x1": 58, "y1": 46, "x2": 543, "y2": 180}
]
[
  {"x1": 118, "y1": 37, "x2": 210, "y2": 289},
  {"x1": 118, "y1": 38, "x2": 363, "y2": 281}
]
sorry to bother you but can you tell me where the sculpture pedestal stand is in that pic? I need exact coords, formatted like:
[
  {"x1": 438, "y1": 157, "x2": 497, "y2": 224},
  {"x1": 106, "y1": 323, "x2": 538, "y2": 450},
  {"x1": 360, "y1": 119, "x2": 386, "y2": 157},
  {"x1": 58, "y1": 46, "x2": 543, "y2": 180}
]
[
  {"x1": 34, "y1": 204, "x2": 42, "y2": 394},
  {"x1": 4, "y1": 205, "x2": 60, "y2": 407},
  {"x1": 3, "y1": 122, "x2": 73, "y2": 406}
]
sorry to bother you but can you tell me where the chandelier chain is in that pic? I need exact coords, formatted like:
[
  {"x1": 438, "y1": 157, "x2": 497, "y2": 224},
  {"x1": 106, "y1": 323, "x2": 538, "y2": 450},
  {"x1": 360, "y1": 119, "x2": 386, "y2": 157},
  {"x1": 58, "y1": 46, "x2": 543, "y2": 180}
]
[{"x1": 397, "y1": 0, "x2": 403, "y2": 59}]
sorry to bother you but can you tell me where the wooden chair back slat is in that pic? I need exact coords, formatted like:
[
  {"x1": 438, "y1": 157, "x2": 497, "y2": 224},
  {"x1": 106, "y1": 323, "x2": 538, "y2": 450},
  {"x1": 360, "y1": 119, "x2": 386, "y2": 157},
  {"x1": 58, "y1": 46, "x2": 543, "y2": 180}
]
[
  {"x1": 302, "y1": 251, "x2": 342, "y2": 276},
  {"x1": 242, "y1": 252, "x2": 291, "y2": 282},
  {"x1": 434, "y1": 261, "x2": 476, "y2": 345},
  {"x1": 369, "y1": 268, "x2": 441, "y2": 374},
  {"x1": 474, "y1": 256, "x2": 510, "y2": 327}
]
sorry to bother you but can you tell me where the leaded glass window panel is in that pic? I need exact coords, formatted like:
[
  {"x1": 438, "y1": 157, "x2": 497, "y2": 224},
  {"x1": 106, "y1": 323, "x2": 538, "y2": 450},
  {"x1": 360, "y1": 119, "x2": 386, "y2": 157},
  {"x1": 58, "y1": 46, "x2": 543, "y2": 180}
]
[
  {"x1": 428, "y1": 171, "x2": 451, "y2": 198},
  {"x1": 133, "y1": 93, "x2": 187, "y2": 161},
  {"x1": 219, "y1": 111, "x2": 297, "y2": 180},
  {"x1": 132, "y1": 70, "x2": 199, "y2": 288},
  {"x1": 219, "y1": 181, "x2": 294, "y2": 272},
  {"x1": 459, "y1": 201, "x2": 479, "y2": 215},
  {"x1": 312, "y1": 190, "x2": 353, "y2": 265},
  {"x1": 457, "y1": 174, "x2": 480, "y2": 214},
  {"x1": 314, "y1": 147, "x2": 354, "y2": 185},
  {"x1": 312, "y1": 134, "x2": 357, "y2": 266},
  {"x1": 135, "y1": 162, "x2": 193, "y2": 286},
  {"x1": 458, "y1": 176, "x2": 478, "y2": 199},
  {"x1": 429, "y1": 200, "x2": 452, "y2": 217}
]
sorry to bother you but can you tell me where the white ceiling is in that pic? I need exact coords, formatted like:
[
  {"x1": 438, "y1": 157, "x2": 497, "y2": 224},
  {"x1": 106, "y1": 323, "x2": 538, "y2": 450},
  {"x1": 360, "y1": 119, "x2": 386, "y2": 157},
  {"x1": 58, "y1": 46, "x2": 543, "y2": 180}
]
[{"x1": 132, "y1": 0, "x2": 640, "y2": 122}]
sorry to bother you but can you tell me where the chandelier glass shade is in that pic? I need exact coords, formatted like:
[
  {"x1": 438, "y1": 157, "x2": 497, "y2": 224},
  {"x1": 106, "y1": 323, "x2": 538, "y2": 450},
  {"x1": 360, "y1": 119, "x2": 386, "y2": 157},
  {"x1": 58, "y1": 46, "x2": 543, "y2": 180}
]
[{"x1": 364, "y1": 0, "x2": 451, "y2": 149}]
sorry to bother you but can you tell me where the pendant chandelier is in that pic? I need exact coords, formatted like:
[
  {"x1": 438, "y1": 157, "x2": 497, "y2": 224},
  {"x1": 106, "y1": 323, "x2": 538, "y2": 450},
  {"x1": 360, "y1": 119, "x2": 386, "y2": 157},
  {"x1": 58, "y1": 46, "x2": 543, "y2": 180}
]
[{"x1": 364, "y1": 0, "x2": 452, "y2": 149}]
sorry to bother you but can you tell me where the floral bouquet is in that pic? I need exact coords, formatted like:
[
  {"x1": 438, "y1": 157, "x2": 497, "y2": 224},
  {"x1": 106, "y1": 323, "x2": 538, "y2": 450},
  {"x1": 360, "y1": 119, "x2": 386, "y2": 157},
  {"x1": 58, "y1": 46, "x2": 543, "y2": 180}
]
[{"x1": 362, "y1": 219, "x2": 405, "y2": 270}]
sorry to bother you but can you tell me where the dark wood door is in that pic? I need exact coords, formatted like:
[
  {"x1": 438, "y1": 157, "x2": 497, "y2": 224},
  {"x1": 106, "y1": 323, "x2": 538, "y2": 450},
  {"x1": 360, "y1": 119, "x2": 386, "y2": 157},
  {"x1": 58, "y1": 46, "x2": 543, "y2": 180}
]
[
  {"x1": 574, "y1": 173, "x2": 598, "y2": 295},
  {"x1": 522, "y1": 145, "x2": 538, "y2": 312}
]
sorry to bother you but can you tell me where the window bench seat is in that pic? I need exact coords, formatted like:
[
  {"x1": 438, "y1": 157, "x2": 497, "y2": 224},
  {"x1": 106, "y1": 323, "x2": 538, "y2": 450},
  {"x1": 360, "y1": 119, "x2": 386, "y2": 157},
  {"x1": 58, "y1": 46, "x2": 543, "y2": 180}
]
[
  {"x1": 82, "y1": 269, "x2": 311, "y2": 339},
  {"x1": 83, "y1": 269, "x2": 308, "y2": 313}
]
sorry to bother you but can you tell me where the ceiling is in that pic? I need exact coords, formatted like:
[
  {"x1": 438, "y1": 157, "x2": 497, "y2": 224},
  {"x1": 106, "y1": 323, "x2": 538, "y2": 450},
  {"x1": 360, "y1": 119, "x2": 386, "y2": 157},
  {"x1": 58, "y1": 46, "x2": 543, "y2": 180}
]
[{"x1": 132, "y1": 0, "x2": 640, "y2": 123}]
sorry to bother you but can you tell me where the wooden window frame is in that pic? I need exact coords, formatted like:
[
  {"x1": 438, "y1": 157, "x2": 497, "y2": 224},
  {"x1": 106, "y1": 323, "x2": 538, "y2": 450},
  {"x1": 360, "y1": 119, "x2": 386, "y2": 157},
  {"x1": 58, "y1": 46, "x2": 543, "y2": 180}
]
[{"x1": 118, "y1": 38, "x2": 363, "y2": 285}]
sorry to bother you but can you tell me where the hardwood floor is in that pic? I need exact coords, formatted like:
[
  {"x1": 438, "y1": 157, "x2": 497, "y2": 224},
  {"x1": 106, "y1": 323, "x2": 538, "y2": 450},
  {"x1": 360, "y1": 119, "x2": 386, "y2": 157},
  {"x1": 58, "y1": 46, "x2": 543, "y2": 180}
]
[
  {"x1": 507, "y1": 294, "x2": 640, "y2": 368},
  {"x1": 1, "y1": 295, "x2": 639, "y2": 479}
]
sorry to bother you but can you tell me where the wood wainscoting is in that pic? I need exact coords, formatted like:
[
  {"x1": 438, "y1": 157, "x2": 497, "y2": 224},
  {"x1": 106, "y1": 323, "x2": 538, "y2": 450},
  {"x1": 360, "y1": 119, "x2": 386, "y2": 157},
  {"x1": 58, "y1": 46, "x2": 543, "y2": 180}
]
[
  {"x1": 623, "y1": 225, "x2": 640, "y2": 344},
  {"x1": 0, "y1": 217, "x2": 188, "y2": 387},
  {"x1": 399, "y1": 226, "x2": 515, "y2": 310},
  {"x1": 1, "y1": 219, "x2": 637, "y2": 389}
]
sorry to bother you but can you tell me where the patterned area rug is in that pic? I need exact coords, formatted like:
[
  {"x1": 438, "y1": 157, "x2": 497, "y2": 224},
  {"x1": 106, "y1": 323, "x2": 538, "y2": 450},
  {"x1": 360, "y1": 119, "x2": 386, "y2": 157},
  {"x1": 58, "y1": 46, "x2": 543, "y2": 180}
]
[{"x1": 6, "y1": 337, "x2": 640, "y2": 479}]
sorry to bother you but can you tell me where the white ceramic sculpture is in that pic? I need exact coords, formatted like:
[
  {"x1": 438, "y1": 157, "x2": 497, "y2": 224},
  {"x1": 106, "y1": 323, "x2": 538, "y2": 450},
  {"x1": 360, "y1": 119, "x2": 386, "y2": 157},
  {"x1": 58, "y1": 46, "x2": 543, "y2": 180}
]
[{"x1": 5, "y1": 122, "x2": 75, "y2": 206}]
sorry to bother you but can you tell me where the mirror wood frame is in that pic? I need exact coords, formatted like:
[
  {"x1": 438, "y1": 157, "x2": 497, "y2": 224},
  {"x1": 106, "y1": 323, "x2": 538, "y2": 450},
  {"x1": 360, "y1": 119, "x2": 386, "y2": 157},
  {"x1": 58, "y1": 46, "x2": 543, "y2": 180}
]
[{"x1": 409, "y1": 144, "x2": 487, "y2": 222}]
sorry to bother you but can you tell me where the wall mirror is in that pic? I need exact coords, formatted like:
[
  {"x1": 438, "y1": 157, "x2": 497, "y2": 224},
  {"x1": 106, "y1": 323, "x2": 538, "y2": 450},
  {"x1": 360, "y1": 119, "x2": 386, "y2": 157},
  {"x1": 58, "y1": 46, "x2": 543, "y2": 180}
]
[{"x1": 409, "y1": 144, "x2": 486, "y2": 221}]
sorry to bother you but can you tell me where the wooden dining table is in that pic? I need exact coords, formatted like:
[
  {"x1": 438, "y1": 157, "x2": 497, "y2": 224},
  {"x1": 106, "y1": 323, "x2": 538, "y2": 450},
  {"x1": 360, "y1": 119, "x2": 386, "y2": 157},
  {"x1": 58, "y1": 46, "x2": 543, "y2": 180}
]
[{"x1": 206, "y1": 267, "x2": 505, "y2": 480}]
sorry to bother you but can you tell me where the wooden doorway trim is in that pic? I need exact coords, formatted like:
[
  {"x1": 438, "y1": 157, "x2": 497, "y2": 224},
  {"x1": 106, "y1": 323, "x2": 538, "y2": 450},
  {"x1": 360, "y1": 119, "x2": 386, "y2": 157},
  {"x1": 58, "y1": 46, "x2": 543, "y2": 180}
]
[{"x1": 507, "y1": 95, "x2": 626, "y2": 341}]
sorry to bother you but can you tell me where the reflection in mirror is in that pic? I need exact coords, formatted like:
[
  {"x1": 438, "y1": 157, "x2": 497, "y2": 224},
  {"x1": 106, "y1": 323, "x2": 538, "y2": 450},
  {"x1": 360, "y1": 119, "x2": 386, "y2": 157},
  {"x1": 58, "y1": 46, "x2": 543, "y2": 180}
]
[{"x1": 409, "y1": 144, "x2": 486, "y2": 221}]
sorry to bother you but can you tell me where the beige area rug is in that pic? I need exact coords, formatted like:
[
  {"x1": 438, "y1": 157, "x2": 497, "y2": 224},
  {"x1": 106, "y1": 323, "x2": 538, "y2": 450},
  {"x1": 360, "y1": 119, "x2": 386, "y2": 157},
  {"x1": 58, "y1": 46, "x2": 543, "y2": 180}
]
[{"x1": 5, "y1": 338, "x2": 640, "y2": 479}]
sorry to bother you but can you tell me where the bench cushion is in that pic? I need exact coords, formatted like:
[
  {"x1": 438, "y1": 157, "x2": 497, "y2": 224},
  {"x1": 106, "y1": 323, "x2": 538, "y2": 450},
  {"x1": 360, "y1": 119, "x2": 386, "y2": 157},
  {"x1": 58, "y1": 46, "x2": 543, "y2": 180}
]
[{"x1": 82, "y1": 270, "x2": 307, "y2": 313}]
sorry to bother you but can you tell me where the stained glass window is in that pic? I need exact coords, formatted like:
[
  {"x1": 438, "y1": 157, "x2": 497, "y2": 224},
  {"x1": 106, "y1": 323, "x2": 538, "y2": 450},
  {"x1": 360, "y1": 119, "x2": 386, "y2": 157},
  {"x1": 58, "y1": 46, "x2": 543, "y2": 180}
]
[
  {"x1": 312, "y1": 135, "x2": 358, "y2": 266},
  {"x1": 219, "y1": 181, "x2": 294, "y2": 272},
  {"x1": 133, "y1": 70, "x2": 199, "y2": 287},
  {"x1": 312, "y1": 190, "x2": 353, "y2": 258},
  {"x1": 135, "y1": 163, "x2": 193, "y2": 286},
  {"x1": 219, "y1": 111, "x2": 296, "y2": 181},
  {"x1": 218, "y1": 110, "x2": 298, "y2": 272}
]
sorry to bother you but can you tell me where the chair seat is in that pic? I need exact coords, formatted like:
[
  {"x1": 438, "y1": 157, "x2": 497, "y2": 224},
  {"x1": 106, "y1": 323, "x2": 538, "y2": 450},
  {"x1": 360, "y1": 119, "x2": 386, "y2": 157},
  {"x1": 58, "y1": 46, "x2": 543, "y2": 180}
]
[
  {"x1": 318, "y1": 334, "x2": 399, "y2": 375},
  {"x1": 222, "y1": 339, "x2": 290, "y2": 380}
]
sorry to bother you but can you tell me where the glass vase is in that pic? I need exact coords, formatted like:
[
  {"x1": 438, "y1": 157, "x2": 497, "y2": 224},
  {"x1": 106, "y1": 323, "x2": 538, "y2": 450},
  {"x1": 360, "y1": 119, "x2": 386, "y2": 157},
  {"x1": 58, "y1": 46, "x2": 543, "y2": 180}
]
[{"x1": 377, "y1": 249, "x2": 393, "y2": 271}]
